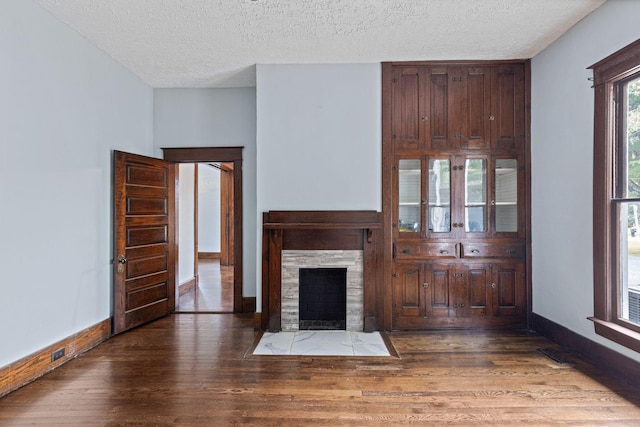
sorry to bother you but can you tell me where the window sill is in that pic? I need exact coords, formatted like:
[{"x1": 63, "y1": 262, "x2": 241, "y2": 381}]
[{"x1": 589, "y1": 317, "x2": 640, "y2": 354}]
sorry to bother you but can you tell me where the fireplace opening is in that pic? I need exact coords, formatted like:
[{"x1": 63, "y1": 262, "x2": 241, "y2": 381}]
[{"x1": 299, "y1": 268, "x2": 347, "y2": 330}]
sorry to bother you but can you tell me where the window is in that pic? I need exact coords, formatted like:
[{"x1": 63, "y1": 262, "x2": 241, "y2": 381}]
[{"x1": 591, "y1": 38, "x2": 640, "y2": 352}]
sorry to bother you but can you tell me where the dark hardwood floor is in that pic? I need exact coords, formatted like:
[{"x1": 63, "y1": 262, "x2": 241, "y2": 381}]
[
  {"x1": 1, "y1": 314, "x2": 639, "y2": 426},
  {"x1": 177, "y1": 259, "x2": 233, "y2": 312}
]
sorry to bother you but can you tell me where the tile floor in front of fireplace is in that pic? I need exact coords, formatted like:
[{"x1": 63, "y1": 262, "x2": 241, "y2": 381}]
[{"x1": 253, "y1": 330, "x2": 391, "y2": 356}]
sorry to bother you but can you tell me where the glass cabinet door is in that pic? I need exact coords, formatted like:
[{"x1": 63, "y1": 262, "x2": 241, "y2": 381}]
[
  {"x1": 428, "y1": 159, "x2": 451, "y2": 233},
  {"x1": 494, "y1": 159, "x2": 518, "y2": 233},
  {"x1": 398, "y1": 159, "x2": 422, "y2": 233},
  {"x1": 464, "y1": 158, "x2": 487, "y2": 233}
]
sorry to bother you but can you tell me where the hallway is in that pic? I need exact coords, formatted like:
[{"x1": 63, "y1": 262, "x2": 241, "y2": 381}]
[{"x1": 177, "y1": 259, "x2": 233, "y2": 312}]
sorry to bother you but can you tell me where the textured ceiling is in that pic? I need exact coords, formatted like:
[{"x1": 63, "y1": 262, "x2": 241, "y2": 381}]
[{"x1": 35, "y1": 0, "x2": 606, "y2": 88}]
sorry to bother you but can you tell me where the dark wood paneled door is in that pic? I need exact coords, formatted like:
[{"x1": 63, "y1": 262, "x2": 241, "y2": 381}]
[{"x1": 113, "y1": 151, "x2": 175, "y2": 334}]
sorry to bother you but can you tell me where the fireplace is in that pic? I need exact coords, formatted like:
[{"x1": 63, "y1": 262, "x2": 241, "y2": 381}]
[
  {"x1": 262, "y1": 211, "x2": 382, "y2": 332},
  {"x1": 281, "y1": 250, "x2": 363, "y2": 331},
  {"x1": 299, "y1": 268, "x2": 347, "y2": 330}
]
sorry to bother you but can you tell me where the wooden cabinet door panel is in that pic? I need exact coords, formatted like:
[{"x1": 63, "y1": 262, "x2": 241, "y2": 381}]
[
  {"x1": 490, "y1": 65, "x2": 525, "y2": 150},
  {"x1": 393, "y1": 264, "x2": 425, "y2": 319},
  {"x1": 428, "y1": 67, "x2": 450, "y2": 150},
  {"x1": 467, "y1": 265, "x2": 489, "y2": 317},
  {"x1": 426, "y1": 264, "x2": 452, "y2": 318},
  {"x1": 491, "y1": 262, "x2": 525, "y2": 318},
  {"x1": 461, "y1": 66, "x2": 491, "y2": 149},
  {"x1": 392, "y1": 67, "x2": 427, "y2": 150}
]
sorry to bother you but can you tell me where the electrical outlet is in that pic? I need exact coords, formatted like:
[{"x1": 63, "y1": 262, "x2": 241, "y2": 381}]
[{"x1": 51, "y1": 348, "x2": 65, "y2": 362}]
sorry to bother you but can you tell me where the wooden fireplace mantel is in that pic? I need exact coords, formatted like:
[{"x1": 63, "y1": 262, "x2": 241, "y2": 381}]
[{"x1": 261, "y1": 210, "x2": 383, "y2": 332}]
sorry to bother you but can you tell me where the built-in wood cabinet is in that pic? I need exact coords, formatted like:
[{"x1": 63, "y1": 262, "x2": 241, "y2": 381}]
[
  {"x1": 383, "y1": 60, "x2": 530, "y2": 330},
  {"x1": 390, "y1": 63, "x2": 525, "y2": 152},
  {"x1": 392, "y1": 261, "x2": 525, "y2": 329}
]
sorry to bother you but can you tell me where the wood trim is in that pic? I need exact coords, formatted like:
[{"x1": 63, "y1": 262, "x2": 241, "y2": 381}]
[
  {"x1": 0, "y1": 319, "x2": 111, "y2": 398},
  {"x1": 194, "y1": 164, "x2": 199, "y2": 279},
  {"x1": 232, "y1": 158, "x2": 243, "y2": 313},
  {"x1": 178, "y1": 276, "x2": 197, "y2": 296},
  {"x1": 254, "y1": 312, "x2": 262, "y2": 330},
  {"x1": 524, "y1": 59, "x2": 533, "y2": 329},
  {"x1": 589, "y1": 38, "x2": 640, "y2": 84},
  {"x1": 173, "y1": 163, "x2": 181, "y2": 312},
  {"x1": 590, "y1": 317, "x2": 640, "y2": 354},
  {"x1": 531, "y1": 313, "x2": 640, "y2": 389},
  {"x1": 220, "y1": 164, "x2": 234, "y2": 266},
  {"x1": 381, "y1": 62, "x2": 394, "y2": 331},
  {"x1": 383, "y1": 59, "x2": 528, "y2": 67},
  {"x1": 162, "y1": 147, "x2": 243, "y2": 163},
  {"x1": 198, "y1": 252, "x2": 221, "y2": 259},
  {"x1": 242, "y1": 297, "x2": 256, "y2": 314}
]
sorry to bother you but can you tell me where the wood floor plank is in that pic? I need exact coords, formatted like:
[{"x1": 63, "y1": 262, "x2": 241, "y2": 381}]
[{"x1": 0, "y1": 313, "x2": 639, "y2": 426}]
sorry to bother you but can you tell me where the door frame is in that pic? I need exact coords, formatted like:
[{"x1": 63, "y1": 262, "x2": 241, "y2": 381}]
[{"x1": 163, "y1": 147, "x2": 244, "y2": 313}]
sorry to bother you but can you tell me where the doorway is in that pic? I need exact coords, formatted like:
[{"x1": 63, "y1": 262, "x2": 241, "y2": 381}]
[
  {"x1": 176, "y1": 162, "x2": 234, "y2": 312},
  {"x1": 163, "y1": 147, "x2": 244, "y2": 314}
]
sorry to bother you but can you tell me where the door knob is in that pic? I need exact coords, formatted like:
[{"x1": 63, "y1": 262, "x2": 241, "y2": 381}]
[{"x1": 116, "y1": 255, "x2": 127, "y2": 274}]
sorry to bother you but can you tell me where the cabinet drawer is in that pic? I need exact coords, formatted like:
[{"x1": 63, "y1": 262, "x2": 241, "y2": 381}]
[
  {"x1": 395, "y1": 242, "x2": 458, "y2": 259},
  {"x1": 462, "y1": 242, "x2": 525, "y2": 259}
]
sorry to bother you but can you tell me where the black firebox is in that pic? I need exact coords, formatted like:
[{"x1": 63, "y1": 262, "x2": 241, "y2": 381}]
[{"x1": 299, "y1": 268, "x2": 347, "y2": 330}]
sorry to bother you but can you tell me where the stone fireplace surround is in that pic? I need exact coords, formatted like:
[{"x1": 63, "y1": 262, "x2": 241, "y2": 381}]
[
  {"x1": 281, "y1": 250, "x2": 363, "y2": 331},
  {"x1": 261, "y1": 211, "x2": 383, "y2": 332}
]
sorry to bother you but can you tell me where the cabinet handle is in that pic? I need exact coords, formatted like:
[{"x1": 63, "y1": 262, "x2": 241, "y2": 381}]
[
  {"x1": 402, "y1": 249, "x2": 413, "y2": 254},
  {"x1": 421, "y1": 115, "x2": 427, "y2": 122},
  {"x1": 491, "y1": 283, "x2": 496, "y2": 289},
  {"x1": 439, "y1": 250, "x2": 449, "y2": 255},
  {"x1": 489, "y1": 115, "x2": 495, "y2": 121},
  {"x1": 423, "y1": 282, "x2": 429, "y2": 288},
  {"x1": 470, "y1": 249, "x2": 480, "y2": 254},
  {"x1": 506, "y1": 249, "x2": 516, "y2": 255}
]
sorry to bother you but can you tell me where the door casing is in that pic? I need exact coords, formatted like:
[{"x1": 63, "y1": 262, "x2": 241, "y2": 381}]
[{"x1": 162, "y1": 147, "x2": 244, "y2": 313}]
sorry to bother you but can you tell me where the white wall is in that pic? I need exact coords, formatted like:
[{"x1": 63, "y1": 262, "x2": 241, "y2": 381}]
[
  {"x1": 256, "y1": 64, "x2": 382, "y2": 212},
  {"x1": 0, "y1": 1, "x2": 153, "y2": 367},
  {"x1": 153, "y1": 88, "x2": 256, "y2": 296},
  {"x1": 198, "y1": 166, "x2": 221, "y2": 253},
  {"x1": 178, "y1": 164, "x2": 196, "y2": 284},
  {"x1": 256, "y1": 63, "x2": 382, "y2": 307},
  {"x1": 532, "y1": 0, "x2": 640, "y2": 361}
]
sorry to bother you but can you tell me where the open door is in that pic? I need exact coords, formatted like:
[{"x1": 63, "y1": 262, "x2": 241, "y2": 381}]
[{"x1": 113, "y1": 151, "x2": 176, "y2": 334}]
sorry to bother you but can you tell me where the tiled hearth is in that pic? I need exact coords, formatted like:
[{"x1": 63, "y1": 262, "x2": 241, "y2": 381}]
[
  {"x1": 281, "y1": 250, "x2": 363, "y2": 332},
  {"x1": 253, "y1": 330, "x2": 390, "y2": 356}
]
